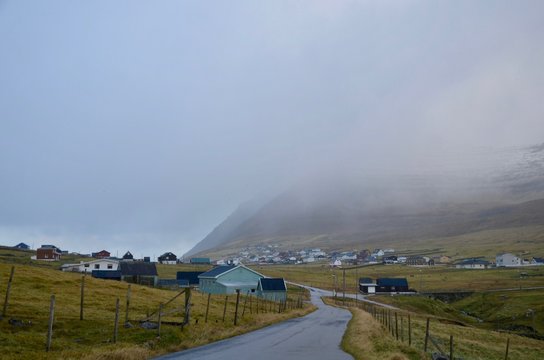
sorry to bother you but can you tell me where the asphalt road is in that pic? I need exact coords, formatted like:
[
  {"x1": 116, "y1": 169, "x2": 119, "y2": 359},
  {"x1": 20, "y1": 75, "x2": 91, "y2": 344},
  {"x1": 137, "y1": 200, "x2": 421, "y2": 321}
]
[{"x1": 155, "y1": 287, "x2": 353, "y2": 360}]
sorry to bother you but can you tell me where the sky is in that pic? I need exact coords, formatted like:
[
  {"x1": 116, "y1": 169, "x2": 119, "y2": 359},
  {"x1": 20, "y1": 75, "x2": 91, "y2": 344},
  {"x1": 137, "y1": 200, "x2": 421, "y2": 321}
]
[{"x1": 1, "y1": 1, "x2": 543, "y2": 258}]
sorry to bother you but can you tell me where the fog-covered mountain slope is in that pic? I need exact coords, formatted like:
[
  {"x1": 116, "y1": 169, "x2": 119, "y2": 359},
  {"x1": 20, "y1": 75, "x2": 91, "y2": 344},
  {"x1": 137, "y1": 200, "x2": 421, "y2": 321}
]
[{"x1": 186, "y1": 143, "x2": 544, "y2": 257}]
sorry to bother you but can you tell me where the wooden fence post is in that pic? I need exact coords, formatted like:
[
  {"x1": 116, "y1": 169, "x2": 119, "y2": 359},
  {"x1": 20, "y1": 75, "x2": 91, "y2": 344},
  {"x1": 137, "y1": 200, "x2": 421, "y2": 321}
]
[
  {"x1": 408, "y1": 315, "x2": 412, "y2": 346},
  {"x1": 424, "y1": 318, "x2": 430, "y2": 352},
  {"x1": 125, "y1": 284, "x2": 131, "y2": 325},
  {"x1": 46, "y1": 294, "x2": 55, "y2": 352},
  {"x1": 256, "y1": 296, "x2": 259, "y2": 314},
  {"x1": 242, "y1": 291, "x2": 249, "y2": 317},
  {"x1": 400, "y1": 315, "x2": 404, "y2": 342},
  {"x1": 249, "y1": 293, "x2": 253, "y2": 314},
  {"x1": 2, "y1": 266, "x2": 15, "y2": 318},
  {"x1": 234, "y1": 289, "x2": 240, "y2": 325},
  {"x1": 504, "y1": 338, "x2": 510, "y2": 360},
  {"x1": 184, "y1": 288, "x2": 192, "y2": 325},
  {"x1": 80, "y1": 275, "x2": 85, "y2": 320},
  {"x1": 157, "y1": 303, "x2": 163, "y2": 337},
  {"x1": 449, "y1": 335, "x2": 453, "y2": 360},
  {"x1": 113, "y1": 298, "x2": 120, "y2": 343},
  {"x1": 395, "y1": 312, "x2": 399, "y2": 340},
  {"x1": 222, "y1": 296, "x2": 228, "y2": 322},
  {"x1": 205, "y1": 293, "x2": 211, "y2": 323}
]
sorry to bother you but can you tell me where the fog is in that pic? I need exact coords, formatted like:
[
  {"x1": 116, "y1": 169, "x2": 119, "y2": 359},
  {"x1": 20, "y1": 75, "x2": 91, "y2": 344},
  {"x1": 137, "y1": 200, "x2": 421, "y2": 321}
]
[{"x1": 1, "y1": 1, "x2": 543, "y2": 257}]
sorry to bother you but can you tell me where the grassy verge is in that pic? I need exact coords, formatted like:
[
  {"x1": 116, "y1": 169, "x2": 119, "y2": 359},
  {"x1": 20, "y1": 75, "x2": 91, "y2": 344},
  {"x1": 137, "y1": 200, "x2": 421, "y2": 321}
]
[
  {"x1": 0, "y1": 262, "x2": 315, "y2": 359},
  {"x1": 325, "y1": 297, "x2": 544, "y2": 360},
  {"x1": 323, "y1": 297, "x2": 424, "y2": 360}
]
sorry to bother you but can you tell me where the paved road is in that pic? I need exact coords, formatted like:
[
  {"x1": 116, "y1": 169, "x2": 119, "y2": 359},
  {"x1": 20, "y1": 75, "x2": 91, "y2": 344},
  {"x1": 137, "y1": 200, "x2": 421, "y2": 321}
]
[{"x1": 155, "y1": 287, "x2": 353, "y2": 360}]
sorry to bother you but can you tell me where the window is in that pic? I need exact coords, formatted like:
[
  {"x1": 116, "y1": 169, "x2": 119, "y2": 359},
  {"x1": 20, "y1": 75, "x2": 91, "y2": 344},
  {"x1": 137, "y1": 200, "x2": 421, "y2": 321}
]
[
  {"x1": 94, "y1": 264, "x2": 100, "y2": 269},
  {"x1": 84, "y1": 264, "x2": 89, "y2": 267},
  {"x1": 107, "y1": 264, "x2": 113, "y2": 269}
]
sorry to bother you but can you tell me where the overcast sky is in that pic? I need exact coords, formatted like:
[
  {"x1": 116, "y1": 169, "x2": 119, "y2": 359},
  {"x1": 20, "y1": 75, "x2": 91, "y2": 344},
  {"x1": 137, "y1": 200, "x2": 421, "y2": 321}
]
[{"x1": 1, "y1": 1, "x2": 543, "y2": 258}]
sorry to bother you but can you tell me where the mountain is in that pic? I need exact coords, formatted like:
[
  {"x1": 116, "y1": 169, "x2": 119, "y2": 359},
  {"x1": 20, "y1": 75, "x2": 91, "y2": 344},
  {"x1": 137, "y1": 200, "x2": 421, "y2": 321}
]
[{"x1": 187, "y1": 143, "x2": 544, "y2": 257}]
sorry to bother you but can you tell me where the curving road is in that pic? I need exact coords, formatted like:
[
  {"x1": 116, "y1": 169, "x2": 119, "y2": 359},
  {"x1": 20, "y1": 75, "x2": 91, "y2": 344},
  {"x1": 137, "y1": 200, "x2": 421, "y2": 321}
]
[{"x1": 154, "y1": 287, "x2": 353, "y2": 360}]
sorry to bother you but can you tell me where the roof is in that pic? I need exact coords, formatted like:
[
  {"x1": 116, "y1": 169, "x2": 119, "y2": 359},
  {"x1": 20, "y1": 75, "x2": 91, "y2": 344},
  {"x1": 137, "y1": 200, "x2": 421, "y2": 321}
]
[
  {"x1": 259, "y1": 278, "x2": 286, "y2": 291},
  {"x1": 123, "y1": 251, "x2": 133, "y2": 259},
  {"x1": 199, "y1": 265, "x2": 236, "y2": 278},
  {"x1": 14, "y1": 242, "x2": 30, "y2": 248},
  {"x1": 359, "y1": 277, "x2": 375, "y2": 284},
  {"x1": 176, "y1": 271, "x2": 203, "y2": 285},
  {"x1": 92, "y1": 270, "x2": 122, "y2": 279},
  {"x1": 198, "y1": 264, "x2": 264, "y2": 279},
  {"x1": 119, "y1": 262, "x2": 157, "y2": 276},
  {"x1": 457, "y1": 258, "x2": 490, "y2": 265},
  {"x1": 377, "y1": 278, "x2": 408, "y2": 287},
  {"x1": 159, "y1": 252, "x2": 177, "y2": 259}
]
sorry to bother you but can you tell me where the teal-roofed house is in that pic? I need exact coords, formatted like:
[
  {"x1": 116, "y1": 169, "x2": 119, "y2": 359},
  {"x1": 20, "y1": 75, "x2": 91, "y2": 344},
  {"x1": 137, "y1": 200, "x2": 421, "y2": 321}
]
[
  {"x1": 257, "y1": 278, "x2": 287, "y2": 301},
  {"x1": 198, "y1": 265, "x2": 264, "y2": 295}
]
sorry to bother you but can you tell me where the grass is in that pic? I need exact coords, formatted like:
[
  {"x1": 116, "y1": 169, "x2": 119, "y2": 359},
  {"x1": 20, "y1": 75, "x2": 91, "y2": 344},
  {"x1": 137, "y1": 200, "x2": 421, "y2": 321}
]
[
  {"x1": 326, "y1": 297, "x2": 544, "y2": 360},
  {"x1": 323, "y1": 298, "x2": 424, "y2": 360},
  {"x1": 0, "y1": 261, "x2": 315, "y2": 359},
  {"x1": 253, "y1": 262, "x2": 544, "y2": 293}
]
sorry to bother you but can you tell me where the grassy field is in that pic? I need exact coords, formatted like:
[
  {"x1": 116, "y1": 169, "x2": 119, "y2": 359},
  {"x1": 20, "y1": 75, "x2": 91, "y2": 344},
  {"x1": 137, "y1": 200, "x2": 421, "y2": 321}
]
[
  {"x1": 253, "y1": 262, "x2": 544, "y2": 293},
  {"x1": 0, "y1": 261, "x2": 314, "y2": 359},
  {"x1": 327, "y1": 297, "x2": 544, "y2": 360}
]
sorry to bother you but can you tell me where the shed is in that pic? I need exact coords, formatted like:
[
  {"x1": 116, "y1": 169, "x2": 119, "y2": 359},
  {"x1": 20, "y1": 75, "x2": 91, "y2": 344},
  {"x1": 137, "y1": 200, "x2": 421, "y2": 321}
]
[
  {"x1": 376, "y1": 278, "x2": 409, "y2": 293},
  {"x1": 257, "y1": 278, "x2": 287, "y2": 301},
  {"x1": 359, "y1": 277, "x2": 377, "y2": 294},
  {"x1": 122, "y1": 251, "x2": 134, "y2": 261},
  {"x1": 198, "y1": 265, "x2": 264, "y2": 295},
  {"x1": 120, "y1": 262, "x2": 158, "y2": 286},
  {"x1": 190, "y1": 257, "x2": 211, "y2": 264},
  {"x1": 176, "y1": 271, "x2": 204, "y2": 286}
]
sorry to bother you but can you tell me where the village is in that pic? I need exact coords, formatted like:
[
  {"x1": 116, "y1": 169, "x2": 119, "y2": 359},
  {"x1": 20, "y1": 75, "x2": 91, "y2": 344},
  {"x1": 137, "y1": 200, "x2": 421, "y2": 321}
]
[{"x1": 10, "y1": 242, "x2": 544, "y2": 296}]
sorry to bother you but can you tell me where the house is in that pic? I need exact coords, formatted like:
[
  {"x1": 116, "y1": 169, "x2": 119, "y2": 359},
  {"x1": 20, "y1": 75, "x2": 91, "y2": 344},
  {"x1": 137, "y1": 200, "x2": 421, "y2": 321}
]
[
  {"x1": 13, "y1": 242, "x2": 30, "y2": 250},
  {"x1": 383, "y1": 255, "x2": 398, "y2": 264},
  {"x1": 119, "y1": 262, "x2": 158, "y2": 286},
  {"x1": 198, "y1": 265, "x2": 264, "y2": 295},
  {"x1": 397, "y1": 256, "x2": 407, "y2": 263},
  {"x1": 496, "y1": 253, "x2": 521, "y2": 267},
  {"x1": 406, "y1": 256, "x2": 434, "y2": 266},
  {"x1": 359, "y1": 277, "x2": 377, "y2": 294},
  {"x1": 61, "y1": 259, "x2": 119, "y2": 273},
  {"x1": 330, "y1": 259, "x2": 342, "y2": 267},
  {"x1": 531, "y1": 257, "x2": 544, "y2": 265},
  {"x1": 455, "y1": 258, "x2": 490, "y2": 269},
  {"x1": 176, "y1": 271, "x2": 204, "y2": 286},
  {"x1": 257, "y1": 278, "x2": 287, "y2": 301},
  {"x1": 372, "y1": 249, "x2": 385, "y2": 257},
  {"x1": 158, "y1": 252, "x2": 177, "y2": 265},
  {"x1": 376, "y1": 278, "x2": 409, "y2": 293},
  {"x1": 190, "y1": 257, "x2": 211, "y2": 265},
  {"x1": 36, "y1": 245, "x2": 62, "y2": 261},
  {"x1": 359, "y1": 277, "x2": 410, "y2": 294},
  {"x1": 92, "y1": 250, "x2": 111, "y2": 259},
  {"x1": 122, "y1": 251, "x2": 134, "y2": 261}
]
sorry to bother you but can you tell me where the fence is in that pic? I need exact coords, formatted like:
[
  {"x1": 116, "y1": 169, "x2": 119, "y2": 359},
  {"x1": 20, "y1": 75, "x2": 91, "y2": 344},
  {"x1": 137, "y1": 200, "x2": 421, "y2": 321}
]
[
  {"x1": 1, "y1": 266, "x2": 309, "y2": 354},
  {"x1": 333, "y1": 296, "x2": 514, "y2": 360}
]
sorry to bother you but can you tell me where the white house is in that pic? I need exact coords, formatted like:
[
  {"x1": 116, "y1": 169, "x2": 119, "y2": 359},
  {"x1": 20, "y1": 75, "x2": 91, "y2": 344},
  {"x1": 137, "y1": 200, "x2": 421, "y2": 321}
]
[
  {"x1": 496, "y1": 253, "x2": 521, "y2": 267},
  {"x1": 330, "y1": 259, "x2": 342, "y2": 267},
  {"x1": 61, "y1": 259, "x2": 119, "y2": 273},
  {"x1": 372, "y1": 249, "x2": 385, "y2": 257},
  {"x1": 455, "y1": 259, "x2": 490, "y2": 269}
]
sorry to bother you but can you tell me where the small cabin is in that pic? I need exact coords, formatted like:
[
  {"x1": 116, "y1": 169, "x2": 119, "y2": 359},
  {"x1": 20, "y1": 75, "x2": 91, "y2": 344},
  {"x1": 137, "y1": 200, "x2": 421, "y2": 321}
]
[
  {"x1": 198, "y1": 265, "x2": 264, "y2": 295},
  {"x1": 257, "y1": 278, "x2": 287, "y2": 301}
]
